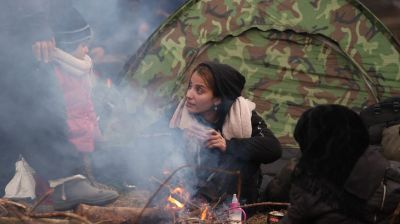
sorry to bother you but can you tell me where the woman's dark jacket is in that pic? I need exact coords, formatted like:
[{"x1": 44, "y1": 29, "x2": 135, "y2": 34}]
[
  {"x1": 197, "y1": 111, "x2": 282, "y2": 204},
  {"x1": 280, "y1": 147, "x2": 398, "y2": 224}
]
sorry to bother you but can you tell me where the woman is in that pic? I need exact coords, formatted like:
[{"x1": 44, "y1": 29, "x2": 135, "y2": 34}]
[
  {"x1": 170, "y1": 61, "x2": 282, "y2": 205},
  {"x1": 281, "y1": 104, "x2": 398, "y2": 223}
]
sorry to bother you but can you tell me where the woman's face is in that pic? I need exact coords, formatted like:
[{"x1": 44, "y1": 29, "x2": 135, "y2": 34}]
[{"x1": 185, "y1": 71, "x2": 221, "y2": 116}]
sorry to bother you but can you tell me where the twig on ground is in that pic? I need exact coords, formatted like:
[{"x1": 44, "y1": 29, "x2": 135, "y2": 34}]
[
  {"x1": 0, "y1": 198, "x2": 28, "y2": 211},
  {"x1": 28, "y1": 188, "x2": 54, "y2": 214},
  {"x1": 30, "y1": 211, "x2": 92, "y2": 224},
  {"x1": 239, "y1": 201, "x2": 290, "y2": 209}
]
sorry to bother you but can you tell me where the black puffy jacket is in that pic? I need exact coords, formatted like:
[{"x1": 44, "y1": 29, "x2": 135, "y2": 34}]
[{"x1": 280, "y1": 147, "x2": 400, "y2": 224}]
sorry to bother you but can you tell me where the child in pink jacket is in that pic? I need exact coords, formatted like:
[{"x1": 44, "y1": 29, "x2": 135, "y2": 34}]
[{"x1": 51, "y1": 9, "x2": 101, "y2": 154}]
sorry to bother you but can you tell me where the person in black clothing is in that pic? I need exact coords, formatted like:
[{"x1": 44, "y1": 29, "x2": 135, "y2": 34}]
[
  {"x1": 280, "y1": 104, "x2": 399, "y2": 224},
  {"x1": 169, "y1": 61, "x2": 282, "y2": 205}
]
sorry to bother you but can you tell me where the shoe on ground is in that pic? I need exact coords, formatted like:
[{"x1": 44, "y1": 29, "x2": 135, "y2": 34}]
[{"x1": 52, "y1": 178, "x2": 119, "y2": 211}]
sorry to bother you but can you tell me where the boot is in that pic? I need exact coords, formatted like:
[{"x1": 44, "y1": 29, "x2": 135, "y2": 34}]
[
  {"x1": 81, "y1": 153, "x2": 115, "y2": 191},
  {"x1": 52, "y1": 177, "x2": 119, "y2": 211}
]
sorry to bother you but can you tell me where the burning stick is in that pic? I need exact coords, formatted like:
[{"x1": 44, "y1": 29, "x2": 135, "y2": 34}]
[
  {"x1": 167, "y1": 195, "x2": 184, "y2": 209},
  {"x1": 200, "y1": 206, "x2": 209, "y2": 220},
  {"x1": 135, "y1": 164, "x2": 242, "y2": 224},
  {"x1": 150, "y1": 176, "x2": 201, "y2": 210},
  {"x1": 134, "y1": 165, "x2": 192, "y2": 223}
]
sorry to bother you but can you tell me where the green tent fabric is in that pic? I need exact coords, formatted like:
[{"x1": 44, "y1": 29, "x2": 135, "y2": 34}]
[{"x1": 119, "y1": 0, "x2": 400, "y2": 147}]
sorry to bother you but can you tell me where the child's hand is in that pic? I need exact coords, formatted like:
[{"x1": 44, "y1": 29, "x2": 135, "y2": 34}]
[{"x1": 32, "y1": 38, "x2": 55, "y2": 63}]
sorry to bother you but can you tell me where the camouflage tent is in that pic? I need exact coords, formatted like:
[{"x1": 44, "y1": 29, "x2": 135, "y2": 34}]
[{"x1": 119, "y1": 0, "x2": 400, "y2": 147}]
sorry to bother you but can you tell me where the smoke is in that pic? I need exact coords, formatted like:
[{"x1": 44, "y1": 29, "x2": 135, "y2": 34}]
[
  {"x1": 0, "y1": 0, "x2": 189, "y2": 198},
  {"x1": 89, "y1": 79, "x2": 197, "y2": 195},
  {"x1": 73, "y1": 0, "x2": 185, "y2": 58},
  {"x1": 71, "y1": 0, "x2": 191, "y2": 190}
]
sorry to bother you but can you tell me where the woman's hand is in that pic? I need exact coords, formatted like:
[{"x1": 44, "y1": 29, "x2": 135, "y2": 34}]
[{"x1": 206, "y1": 130, "x2": 226, "y2": 152}]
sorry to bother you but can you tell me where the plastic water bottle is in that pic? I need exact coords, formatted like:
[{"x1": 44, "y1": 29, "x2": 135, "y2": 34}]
[{"x1": 229, "y1": 194, "x2": 242, "y2": 223}]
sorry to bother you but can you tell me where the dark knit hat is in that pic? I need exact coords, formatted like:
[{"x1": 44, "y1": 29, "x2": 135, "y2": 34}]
[
  {"x1": 293, "y1": 104, "x2": 369, "y2": 185},
  {"x1": 294, "y1": 104, "x2": 369, "y2": 152},
  {"x1": 52, "y1": 7, "x2": 92, "y2": 46},
  {"x1": 198, "y1": 61, "x2": 246, "y2": 101}
]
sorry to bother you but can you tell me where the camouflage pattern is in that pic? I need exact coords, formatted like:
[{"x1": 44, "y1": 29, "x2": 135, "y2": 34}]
[{"x1": 119, "y1": 0, "x2": 400, "y2": 147}]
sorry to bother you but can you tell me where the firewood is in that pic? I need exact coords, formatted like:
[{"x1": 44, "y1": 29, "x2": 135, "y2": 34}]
[
  {"x1": 0, "y1": 198, "x2": 27, "y2": 213},
  {"x1": 0, "y1": 217, "x2": 81, "y2": 224},
  {"x1": 76, "y1": 204, "x2": 173, "y2": 224},
  {"x1": 30, "y1": 212, "x2": 92, "y2": 224}
]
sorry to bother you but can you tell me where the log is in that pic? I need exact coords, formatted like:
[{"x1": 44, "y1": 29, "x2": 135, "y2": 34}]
[
  {"x1": 0, "y1": 217, "x2": 81, "y2": 224},
  {"x1": 76, "y1": 204, "x2": 173, "y2": 224},
  {"x1": 0, "y1": 198, "x2": 88, "y2": 224},
  {"x1": 30, "y1": 212, "x2": 92, "y2": 224}
]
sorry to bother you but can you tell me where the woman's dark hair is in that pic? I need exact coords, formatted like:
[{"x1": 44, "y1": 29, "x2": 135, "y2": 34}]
[{"x1": 294, "y1": 104, "x2": 369, "y2": 186}]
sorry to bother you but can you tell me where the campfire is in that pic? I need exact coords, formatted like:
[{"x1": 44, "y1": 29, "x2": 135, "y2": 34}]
[
  {"x1": 162, "y1": 184, "x2": 229, "y2": 223},
  {"x1": 0, "y1": 164, "x2": 291, "y2": 223},
  {"x1": 166, "y1": 187, "x2": 188, "y2": 209}
]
